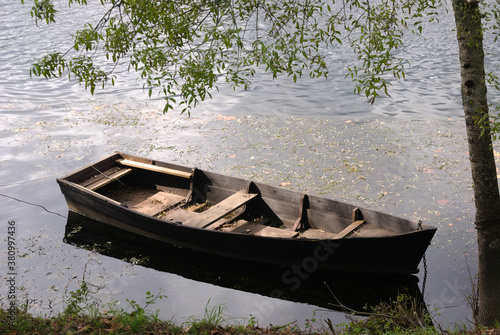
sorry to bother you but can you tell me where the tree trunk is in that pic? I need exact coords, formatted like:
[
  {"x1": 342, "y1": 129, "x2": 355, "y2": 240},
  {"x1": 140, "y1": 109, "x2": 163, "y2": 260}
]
[{"x1": 452, "y1": 0, "x2": 500, "y2": 327}]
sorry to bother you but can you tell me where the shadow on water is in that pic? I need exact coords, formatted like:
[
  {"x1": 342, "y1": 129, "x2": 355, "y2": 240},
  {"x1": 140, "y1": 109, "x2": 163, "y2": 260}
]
[{"x1": 63, "y1": 211, "x2": 430, "y2": 319}]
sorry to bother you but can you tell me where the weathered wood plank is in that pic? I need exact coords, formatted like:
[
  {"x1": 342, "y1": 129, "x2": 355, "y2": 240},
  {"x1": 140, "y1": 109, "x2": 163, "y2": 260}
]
[
  {"x1": 62, "y1": 153, "x2": 122, "y2": 184},
  {"x1": 260, "y1": 197, "x2": 301, "y2": 226},
  {"x1": 83, "y1": 167, "x2": 133, "y2": 191},
  {"x1": 66, "y1": 182, "x2": 123, "y2": 206},
  {"x1": 128, "y1": 192, "x2": 185, "y2": 216},
  {"x1": 116, "y1": 159, "x2": 192, "y2": 179},
  {"x1": 304, "y1": 209, "x2": 349, "y2": 233},
  {"x1": 335, "y1": 220, "x2": 366, "y2": 239},
  {"x1": 80, "y1": 166, "x2": 122, "y2": 188},
  {"x1": 200, "y1": 171, "x2": 251, "y2": 196},
  {"x1": 298, "y1": 229, "x2": 338, "y2": 240},
  {"x1": 164, "y1": 191, "x2": 258, "y2": 228},
  {"x1": 307, "y1": 193, "x2": 357, "y2": 221},
  {"x1": 226, "y1": 221, "x2": 299, "y2": 238},
  {"x1": 204, "y1": 207, "x2": 246, "y2": 230}
]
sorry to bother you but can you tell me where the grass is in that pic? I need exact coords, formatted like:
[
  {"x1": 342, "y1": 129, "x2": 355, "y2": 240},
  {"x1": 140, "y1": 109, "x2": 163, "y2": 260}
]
[
  {"x1": 335, "y1": 294, "x2": 436, "y2": 335},
  {"x1": 0, "y1": 307, "x2": 305, "y2": 334},
  {"x1": 2, "y1": 302, "x2": 500, "y2": 334},
  {"x1": 0, "y1": 308, "x2": 183, "y2": 334},
  {"x1": 2, "y1": 277, "x2": 500, "y2": 334}
]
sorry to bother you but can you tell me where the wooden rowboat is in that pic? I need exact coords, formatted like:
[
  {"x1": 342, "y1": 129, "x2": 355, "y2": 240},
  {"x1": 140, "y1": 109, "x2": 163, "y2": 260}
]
[{"x1": 57, "y1": 152, "x2": 436, "y2": 274}]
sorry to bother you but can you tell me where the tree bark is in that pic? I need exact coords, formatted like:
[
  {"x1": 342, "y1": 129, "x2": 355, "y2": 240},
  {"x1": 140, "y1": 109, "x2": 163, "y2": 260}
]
[{"x1": 452, "y1": 0, "x2": 500, "y2": 326}]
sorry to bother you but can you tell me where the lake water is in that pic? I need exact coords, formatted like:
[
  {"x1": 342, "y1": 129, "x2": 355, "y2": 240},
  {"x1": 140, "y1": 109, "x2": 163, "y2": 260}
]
[{"x1": 1, "y1": 0, "x2": 499, "y2": 329}]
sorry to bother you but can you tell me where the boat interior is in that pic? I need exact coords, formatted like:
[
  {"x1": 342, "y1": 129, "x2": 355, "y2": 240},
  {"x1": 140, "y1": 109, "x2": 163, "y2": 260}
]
[{"x1": 69, "y1": 154, "x2": 416, "y2": 240}]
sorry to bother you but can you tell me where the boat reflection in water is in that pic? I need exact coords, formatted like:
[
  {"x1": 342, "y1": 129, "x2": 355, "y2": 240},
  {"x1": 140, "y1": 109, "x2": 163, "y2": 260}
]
[{"x1": 64, "y1": 211, "x2": 430, "y2": 321}]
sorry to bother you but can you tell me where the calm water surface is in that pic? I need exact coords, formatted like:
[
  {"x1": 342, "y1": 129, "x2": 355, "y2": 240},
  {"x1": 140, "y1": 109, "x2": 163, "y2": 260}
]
[{"x1": 1, "y1": 0, "x2": 499, "y2": 329}]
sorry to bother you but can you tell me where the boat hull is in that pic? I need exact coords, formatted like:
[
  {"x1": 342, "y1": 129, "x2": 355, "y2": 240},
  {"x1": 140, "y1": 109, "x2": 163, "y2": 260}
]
[{"x1": 57, "y1": 153, "x2": 436, "y2": 275}]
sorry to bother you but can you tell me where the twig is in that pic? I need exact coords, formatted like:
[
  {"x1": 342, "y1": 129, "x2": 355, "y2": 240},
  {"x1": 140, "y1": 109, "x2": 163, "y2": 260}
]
[{"x1": 324, "y1": 282, "x2": 398, "y2": 319}]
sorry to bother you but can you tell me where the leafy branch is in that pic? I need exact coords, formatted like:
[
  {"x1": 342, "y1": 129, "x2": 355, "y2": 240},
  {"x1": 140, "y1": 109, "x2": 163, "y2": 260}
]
[{"x1": 23, "y1": 0, "x2": 444, "y2": 112}]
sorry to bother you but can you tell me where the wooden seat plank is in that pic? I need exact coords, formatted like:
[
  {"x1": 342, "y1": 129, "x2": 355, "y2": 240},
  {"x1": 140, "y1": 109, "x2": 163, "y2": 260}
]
[
  {"x1": 80, "y1": 166, "x2": 124, "y2": 188},
  {"x1": 298, "y1": 229, "x2": 338, "y2": 240},
  {"x1": 163, "y1": 207, "x2": 201, "y2": 224},
  {"x1": 164, "y1": 191, "x2": 258, "y2": 228},
  {"x1": 224, "y1": 221, "x2": 299, "y2": 238},
  {"x1": 83, "y1": 167, "x2": 133, "y2": 191},
  {"x1": 335, "y1": 220, "x2": 366, "y2": 239},
  {"x1": 204, "y1": 207, "x2": 247, "y2": 230},
  {"x1": 116, "y1": 159, "x2": 191, "y2": 179},
  {"x1": 128, "y1": 192, "x2": 185, "y2": 216}
]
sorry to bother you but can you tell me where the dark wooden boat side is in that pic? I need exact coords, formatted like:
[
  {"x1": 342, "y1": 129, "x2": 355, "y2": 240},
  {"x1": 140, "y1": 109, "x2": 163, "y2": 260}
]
[{"x1": 57, "y1": 152, "x2": 437, "y2": 275}]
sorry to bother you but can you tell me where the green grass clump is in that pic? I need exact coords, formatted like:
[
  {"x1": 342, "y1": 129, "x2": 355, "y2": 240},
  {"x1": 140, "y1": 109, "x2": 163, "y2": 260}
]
[
  {"x1": 336, "y1": 294, "x2": 436, "y2": 335},
  {"x1": 0, "y1": 308, "x2": 183, "y2": 334}
]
